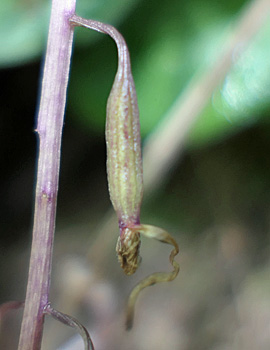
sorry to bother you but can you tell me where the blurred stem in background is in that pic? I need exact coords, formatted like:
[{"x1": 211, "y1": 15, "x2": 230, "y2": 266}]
[{"x1": 142, "y1": 0, "x2": 270, "y2": 192}]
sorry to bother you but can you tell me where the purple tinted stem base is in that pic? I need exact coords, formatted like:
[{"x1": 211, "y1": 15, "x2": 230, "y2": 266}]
[{"x1": 18, "y1": 0, "x2": 76, "y2": 349}]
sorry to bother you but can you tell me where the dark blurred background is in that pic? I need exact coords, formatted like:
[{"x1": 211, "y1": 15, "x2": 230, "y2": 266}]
[{"x1": 0, "y1": 0, "x2": 270, "y2": 349}]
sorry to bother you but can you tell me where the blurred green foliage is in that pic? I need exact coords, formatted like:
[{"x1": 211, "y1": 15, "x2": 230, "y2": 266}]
[
  {"x1": 0, "y1": 0, "x2": 138, "y2": 66},
  {"x1": 1, "y1": 0, "x2": 269, "y2": 146}
]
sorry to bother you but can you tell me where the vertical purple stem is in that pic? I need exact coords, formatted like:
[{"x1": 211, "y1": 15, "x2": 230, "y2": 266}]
[{"x1": 18, "y1": 0, "x2": 76, "y2": 349}]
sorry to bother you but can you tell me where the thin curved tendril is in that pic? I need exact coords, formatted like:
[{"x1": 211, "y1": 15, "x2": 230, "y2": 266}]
[
  {"x1": 44, "y1": 304, "x2": 94, "y2": 350},
  {"x1": 126, "y1": 224, "x2": 179, "y2": 329}
]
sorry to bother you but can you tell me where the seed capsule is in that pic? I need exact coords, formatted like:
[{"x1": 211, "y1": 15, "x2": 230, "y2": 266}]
[
  {"x1": 69, "y1": 15, "x2": 179, "y2": 328},
  {"x1": 69, "y1": 15, "x2": 143, "y2": 275},
  {"x1": 106, "y1": 48, "x2": 143, "y2": 230},
  {"x1": 105, "y1": 30, "x2": 143, "y2": 275}
]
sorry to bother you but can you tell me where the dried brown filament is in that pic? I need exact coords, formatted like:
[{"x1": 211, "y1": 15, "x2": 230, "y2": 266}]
[
  {"x1": 125, "y1": 224, "x2": 179, "y2": 329},
  {"x1": 116, "y1": 228, "x2": 141, "y2": 275}
]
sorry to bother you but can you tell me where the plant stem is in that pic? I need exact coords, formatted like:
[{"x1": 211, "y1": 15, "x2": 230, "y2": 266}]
[{"x1": 18, "y1": 0, "x2": 76, "y2": 349}]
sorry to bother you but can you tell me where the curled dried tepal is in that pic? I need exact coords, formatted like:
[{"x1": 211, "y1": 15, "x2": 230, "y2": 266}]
[
  {"x1": 124, "y1": 224, "x2": 179, "y2": 329},
  {"x1": 70, "y1": 15, "x2": 179, "y2": 329}
]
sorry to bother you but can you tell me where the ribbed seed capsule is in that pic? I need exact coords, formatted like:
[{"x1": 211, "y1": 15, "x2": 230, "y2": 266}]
[
  {"x1": 106, "y1": 42, "x2": 143, "y2": 275},
  {"x1": 69, "y1": 15, "x2": 143, "y2": 275},
  {"x1": 106, "y1": 47, "x2": 143, "y2": 227}
]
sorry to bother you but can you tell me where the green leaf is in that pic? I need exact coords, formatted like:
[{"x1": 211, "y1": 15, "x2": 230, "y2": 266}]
[{"x1": 0, "y1": 1, "x2": 50, "y2": 67}]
